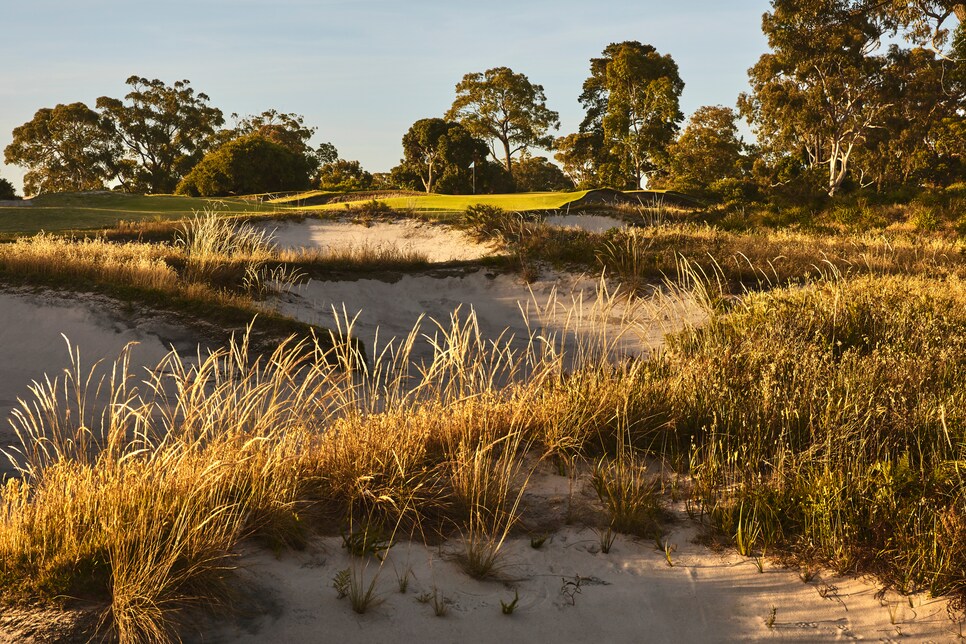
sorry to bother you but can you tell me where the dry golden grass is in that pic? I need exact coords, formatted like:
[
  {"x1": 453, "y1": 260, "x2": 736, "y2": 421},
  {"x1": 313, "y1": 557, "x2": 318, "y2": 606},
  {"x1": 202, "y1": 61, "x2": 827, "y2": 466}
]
[
  {"x1": 0, "y1": 282, "x2": 660, "y2": 640},
  {"x1": 0, "y1": 234, "x2": 178, "y2": 291}
]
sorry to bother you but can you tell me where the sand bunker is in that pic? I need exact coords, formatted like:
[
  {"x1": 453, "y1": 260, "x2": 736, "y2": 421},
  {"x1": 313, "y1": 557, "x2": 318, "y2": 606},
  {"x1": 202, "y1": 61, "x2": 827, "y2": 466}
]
[
  {"x1": 256, "y1": 218, "x2": 497, "y2": 263},
  {"x1": 544, "y1": 214, "x2": 629, "y2": 233},
  {"x1": 275, "y1": 269, "x2": 705, "y2": 367},
  {"x1": 202, "y1": 465, "x2": 955, "y2": 643},
  {"x1": 0, "y1": 288, "x2": 205, "y2": 478}
]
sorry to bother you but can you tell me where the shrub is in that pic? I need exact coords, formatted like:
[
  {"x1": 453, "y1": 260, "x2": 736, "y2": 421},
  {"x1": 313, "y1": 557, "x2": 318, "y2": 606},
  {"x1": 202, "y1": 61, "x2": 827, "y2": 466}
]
[
  {"x1": 175, "y1": 134, "x2": 312, "y2": 196},
  {"x1": 0, "y1": 177, "x2": 17, "y2": 200}
]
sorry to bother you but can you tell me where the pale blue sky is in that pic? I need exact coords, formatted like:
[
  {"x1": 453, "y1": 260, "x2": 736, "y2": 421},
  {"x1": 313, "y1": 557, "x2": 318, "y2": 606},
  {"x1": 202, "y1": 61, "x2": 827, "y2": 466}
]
[{"x1": 1, "y1": 0, "x2": 771, "y2": 193}]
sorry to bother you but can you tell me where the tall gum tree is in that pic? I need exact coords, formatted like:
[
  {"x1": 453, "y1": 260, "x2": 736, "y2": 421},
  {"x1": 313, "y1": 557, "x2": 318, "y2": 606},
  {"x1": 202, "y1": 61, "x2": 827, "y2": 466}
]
[
  {"x1": 739, "y1": 0, "x2": 894, "y2": 196},
  {"x1": 97, "y1": 76, "x2": 224, "y2": 193},
  {"x1": 445, "y1": 67, "x2": 559, "y2": 176},
  {"x1": 578, "y1": 41, "x2": 684, "y2": 189},
  {"x1": 4, "y1": 102, "x2": 118, "y2": 196}
]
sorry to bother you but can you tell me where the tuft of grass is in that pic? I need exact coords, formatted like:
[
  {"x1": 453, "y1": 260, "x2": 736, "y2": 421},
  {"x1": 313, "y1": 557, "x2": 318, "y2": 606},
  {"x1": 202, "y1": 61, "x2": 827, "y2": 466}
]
[{"x1": 591, "y1": 450, "x2": 664, "y2": 538}]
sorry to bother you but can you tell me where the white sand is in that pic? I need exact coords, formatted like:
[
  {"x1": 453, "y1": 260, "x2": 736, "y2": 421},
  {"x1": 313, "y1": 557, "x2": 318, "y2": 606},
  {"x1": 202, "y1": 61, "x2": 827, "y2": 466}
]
[
  {"x1": 0, "y1": 288, "x2": 204, "y2": 478},
  {"x1": 544, "y1": 214, "x2": 629, "y2": 233},
  {"x1": 256, "y1": 218, "x2": 497, "y2": 263},
  {"x1": 201, "y1": 466, "x2": 957, "y2": 643},
  {"x1": 275, "y1": 269, "x2": 706, "y2": 367}
]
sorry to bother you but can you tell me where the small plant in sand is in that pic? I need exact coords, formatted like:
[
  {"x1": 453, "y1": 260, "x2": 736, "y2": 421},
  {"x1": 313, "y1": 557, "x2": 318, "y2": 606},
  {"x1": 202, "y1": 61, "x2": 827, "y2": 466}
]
[
  {"x1": 501, "y1": 589, "x2": 520, "y2": 615},
  {"x1": 417, "y1": 588, "x2": 449, "y2": 617},
  {"x1": 597, "y1": 526, "x2": 617, "y2": 554},
  {"x1": 394, "y1": 564, "x2": 412, "y2": 593},
  {"x1": 560, "y1": 575, "x2": 583, "y2": 606},
  {"x1": 347, "y1": 566, "x2": 383, "y2": 614},
  {"x1": 333, "y1": 569, "x2": 351, "y2": 599},
  {"x1": 765, "y1": 606, "x2": 777, "y2": 629}
]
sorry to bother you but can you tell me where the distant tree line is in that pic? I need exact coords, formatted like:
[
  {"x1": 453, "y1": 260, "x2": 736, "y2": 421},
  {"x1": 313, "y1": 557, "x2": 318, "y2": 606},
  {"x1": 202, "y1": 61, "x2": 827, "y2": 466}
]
[{"x1": 4, "y1": 2, "x2": 963, "y2": 201}]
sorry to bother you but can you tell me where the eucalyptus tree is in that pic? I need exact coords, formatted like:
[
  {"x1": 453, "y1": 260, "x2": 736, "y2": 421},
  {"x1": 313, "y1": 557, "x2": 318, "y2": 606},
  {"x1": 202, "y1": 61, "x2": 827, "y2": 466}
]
[
  {"x1": 97, "y1": 76, "x2": 224, "y2": 193},
  {"x1": 446, "y1": 67, "x2": 559, "y2": 176},
  {"x1": 739, "y1": 1, "x2": 895, "y2": 196},
  {"x1": 4, "y1": 102, "x2": 118, "y2": 195},
  {"x1": 175, "y1": 134, "x2": 312, "y2": 197},
  {"x1": 664, "y1": 105, "x2": 748, "y2": 198},
  {"x1": 225, "y1": 109, "x2": 336, "y2": 176},
  {"x1": 392, "y1": 118, "x2": 488, "y2": 194},
  {"x1": 577, "y1": 41, "x2": 684, "y2": 189}
]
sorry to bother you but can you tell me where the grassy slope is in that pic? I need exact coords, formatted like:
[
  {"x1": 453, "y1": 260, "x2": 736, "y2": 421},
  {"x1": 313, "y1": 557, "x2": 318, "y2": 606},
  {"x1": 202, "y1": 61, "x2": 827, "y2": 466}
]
[{"x1": 0, "y1": 192, "x2": 285, "y2": 234}]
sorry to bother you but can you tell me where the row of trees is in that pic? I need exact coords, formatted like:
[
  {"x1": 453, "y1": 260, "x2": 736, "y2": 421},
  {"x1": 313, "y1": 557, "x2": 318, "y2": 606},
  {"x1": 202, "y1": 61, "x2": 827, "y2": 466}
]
[
  {"x1": 4, "y1": 3, "x2": 964, "y2": 200},
  {"x1": 2, "y1": 76, "x2": 354, "y2": 197},
  {"x1": 389, "y1": 46, "x2": 682, "y2": 195}
]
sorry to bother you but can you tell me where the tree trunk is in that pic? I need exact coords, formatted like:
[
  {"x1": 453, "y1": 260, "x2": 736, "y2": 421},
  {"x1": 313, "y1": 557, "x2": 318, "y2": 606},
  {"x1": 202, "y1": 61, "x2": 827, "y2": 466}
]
[
  {"x1": 954, "y1": 4, "x2": 965, "y2": 22},
  {"x1": 502, "y1": 138, "x2": 513, "y2": 175}
]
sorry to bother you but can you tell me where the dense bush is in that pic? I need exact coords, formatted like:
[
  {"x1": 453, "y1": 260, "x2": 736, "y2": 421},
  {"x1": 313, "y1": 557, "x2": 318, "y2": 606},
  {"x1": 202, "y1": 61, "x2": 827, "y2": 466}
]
[
  {"x1": 512, "y1": 155, "x2": 569, "y2": 192},
  {"x1": 316, "y1": 158, "x2": 372, "y2": 192},
  {"x1": 175, "y1": 134, "x2": 312, "y2": 197},
  {"x1": 0, "y1": 177, "x2": 17, "y2": 200}
]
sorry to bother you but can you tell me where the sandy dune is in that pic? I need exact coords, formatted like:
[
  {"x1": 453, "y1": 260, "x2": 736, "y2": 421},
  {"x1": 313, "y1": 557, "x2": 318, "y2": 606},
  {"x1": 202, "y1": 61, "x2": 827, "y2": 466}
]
[
  {"x1": 275, "y1": 268, "x2": 706, "y2": 368},
  {"x1": 200, "y1": 466, "x2": 957, "y2": 644},
  {"x1": 0, "y1": 288, "x2": 205, "y2": 478},
  {"x1": 258, "y1": 218, "x2": 497, "y2": 263}
]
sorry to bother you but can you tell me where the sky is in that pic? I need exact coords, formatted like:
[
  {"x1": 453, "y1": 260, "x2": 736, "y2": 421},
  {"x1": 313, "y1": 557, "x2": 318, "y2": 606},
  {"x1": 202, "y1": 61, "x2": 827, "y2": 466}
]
[{"x1": 0, "y1": 0, "x2": 772, "y2": 194}]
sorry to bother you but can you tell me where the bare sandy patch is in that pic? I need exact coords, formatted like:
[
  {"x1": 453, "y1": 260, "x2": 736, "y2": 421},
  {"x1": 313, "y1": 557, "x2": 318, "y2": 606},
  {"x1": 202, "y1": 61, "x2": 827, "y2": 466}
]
[
  {"x1": 275, "y1": 268, "x2": 706, "y2": 367},
  {"x1": 257, "y1": 218, "x2": 498, "y2": 263},
  {"x1": 198, "y1": 465, "x2": 958, "y2": 643}
]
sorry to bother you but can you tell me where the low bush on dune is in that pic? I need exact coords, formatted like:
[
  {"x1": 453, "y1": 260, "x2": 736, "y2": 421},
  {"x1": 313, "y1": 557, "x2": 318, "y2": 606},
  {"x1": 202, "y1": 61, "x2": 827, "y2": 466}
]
[{"x1": 662, "y1": 274, "x2": 966, "y2": 596}]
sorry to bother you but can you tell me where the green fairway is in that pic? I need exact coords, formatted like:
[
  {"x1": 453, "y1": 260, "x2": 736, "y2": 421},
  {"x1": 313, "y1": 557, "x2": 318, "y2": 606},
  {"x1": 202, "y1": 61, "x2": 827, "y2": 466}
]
[
  {"x1": 0, "y1": 192, "x2": 284, "y2": 235},
  {"x1": 0, "y1": 189, "x2": 691, "y2": 235},
  {"x1": 307, "y1": 191, "x2": 594, "y2": 213}
]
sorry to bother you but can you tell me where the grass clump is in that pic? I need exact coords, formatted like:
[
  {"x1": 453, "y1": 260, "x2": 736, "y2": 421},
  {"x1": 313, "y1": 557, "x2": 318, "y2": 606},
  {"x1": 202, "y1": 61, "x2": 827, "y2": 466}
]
[{"x1": 592, "y1": 449, "x2": 664, "y2": 538}]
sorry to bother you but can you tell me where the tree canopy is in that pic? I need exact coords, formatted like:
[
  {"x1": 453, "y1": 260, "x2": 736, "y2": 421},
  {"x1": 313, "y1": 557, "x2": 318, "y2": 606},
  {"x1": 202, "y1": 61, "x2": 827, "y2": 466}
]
[
  {"x1": 512, "y1": 155, "x2": 570, "y2": 192},
  {"x1": 0, "y1": 177, "x2": 16, "y2": 200},
  {"x1": 577, "y1": 41, "x2": 684, "y2": 189},
  {"x1": 175, "y1": 134, "x2": 312, "y2": 197},
  {"x1": 740, "y1": 0, "x2": 964, "y2": 195},
  {"x1": 225, "y1": 110, "x2": 337, "y2": 180},
  {"x1": 4, "y1": 102, "x2": 118, "y2": 196},
  {"x1": 445, "y1": 67, "x2": 559, "y2": 176},
  {"x1": 317, "y1": 159, "x2": 373, "y2": 192},
  {"x1": 97, "y1": 76, "x2": 225, "y2": 193},
  {"x1": 664, "y1": 105, "x2": 749, "y2": 199},
  {"x1": 391, "y1": 118, "x2": 489, "y2": 194}
]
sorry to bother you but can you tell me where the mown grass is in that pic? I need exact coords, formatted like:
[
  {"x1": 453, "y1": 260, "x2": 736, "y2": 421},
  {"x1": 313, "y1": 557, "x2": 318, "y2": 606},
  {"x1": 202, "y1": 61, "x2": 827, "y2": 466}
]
[
  {"x1": 306, "y1": 190, "x2": 593, "y2": 214},
  {"x1": 0, "y1": 192, "x2": 285, "y2": 235}
]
